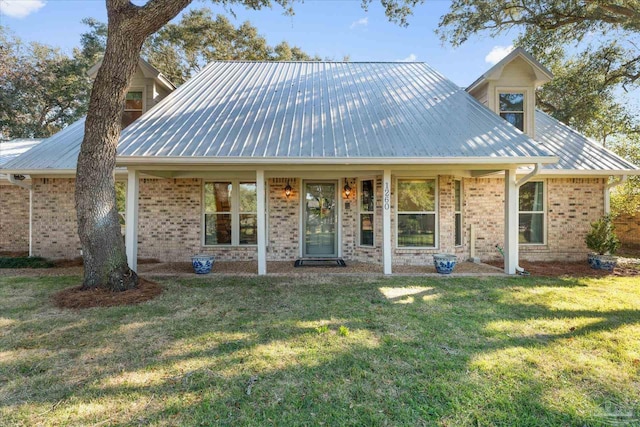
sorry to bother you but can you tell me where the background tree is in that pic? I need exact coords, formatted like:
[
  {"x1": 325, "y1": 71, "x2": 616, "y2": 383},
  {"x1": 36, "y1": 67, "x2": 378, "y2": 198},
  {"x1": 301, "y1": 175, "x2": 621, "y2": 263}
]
[
  {"x1": 438, "y1": 0, "x2": 640, "y2": 216},
  {"x1": 0, "y1": 27, "x2": 90, "y2": 139},
  {"x1": 142, "y1": 9, "x2": 320, "y2": 85}
]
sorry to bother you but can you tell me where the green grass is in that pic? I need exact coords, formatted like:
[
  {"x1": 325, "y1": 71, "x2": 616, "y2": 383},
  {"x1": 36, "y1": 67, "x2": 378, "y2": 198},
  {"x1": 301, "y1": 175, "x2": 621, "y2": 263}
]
[
  {"x1": 1, "y1": 274, "x2": 639, "y2": 426},
  {"x1": 0, "y1": 256, "x2": 54, "y2": 269}
]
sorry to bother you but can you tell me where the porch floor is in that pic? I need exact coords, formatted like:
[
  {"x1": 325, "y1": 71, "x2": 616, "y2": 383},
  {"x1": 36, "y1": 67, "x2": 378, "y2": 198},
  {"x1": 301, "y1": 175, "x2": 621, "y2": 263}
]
[{"x1": 136, "y1": 260, "x2": 505, "y2": 277}]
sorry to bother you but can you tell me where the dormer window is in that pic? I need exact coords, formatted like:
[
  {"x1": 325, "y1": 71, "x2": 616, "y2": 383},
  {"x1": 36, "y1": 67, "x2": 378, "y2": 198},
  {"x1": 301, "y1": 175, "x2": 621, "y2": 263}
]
[
  {"x1": 122, "y1": 91, "x2": 143, "y2": 128},
  {"x1": 499, "y1": 92, "x2": 524, "y2": 132}
]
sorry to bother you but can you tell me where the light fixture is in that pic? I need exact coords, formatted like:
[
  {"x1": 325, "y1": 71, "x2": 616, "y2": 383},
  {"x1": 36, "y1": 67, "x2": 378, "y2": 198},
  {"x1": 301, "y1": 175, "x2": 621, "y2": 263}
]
[
  {"x1": 284, "y1": 181, "x2": 292, "y2": 198},
  {"x1": 343, "y1": 180, "x2": 352, "y2": 198},
  {"x1": 13, "y1": 174, "x2": 26, "y2": 181}
]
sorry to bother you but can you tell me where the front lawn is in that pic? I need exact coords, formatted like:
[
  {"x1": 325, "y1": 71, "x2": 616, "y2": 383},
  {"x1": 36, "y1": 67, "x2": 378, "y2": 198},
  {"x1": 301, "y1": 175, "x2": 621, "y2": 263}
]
[{"x1": 0, "y1": 274, "x2": 639, "y2": 426}]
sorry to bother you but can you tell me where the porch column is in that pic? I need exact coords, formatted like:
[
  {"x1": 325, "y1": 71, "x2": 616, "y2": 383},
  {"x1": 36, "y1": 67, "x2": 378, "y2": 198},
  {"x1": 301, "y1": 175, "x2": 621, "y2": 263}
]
[
  {"x1": 256, "y1": 169, "x2": 267, "y2": 275},
  {"x1": 383, "y1": 169, "x2": 392, "y2": 274},
  {"x1": 504, "y1": 169, "x2": 518, "y2": 275},
  {"x1": 125, "y1": 169, "x2": 140, "y2": 272}
]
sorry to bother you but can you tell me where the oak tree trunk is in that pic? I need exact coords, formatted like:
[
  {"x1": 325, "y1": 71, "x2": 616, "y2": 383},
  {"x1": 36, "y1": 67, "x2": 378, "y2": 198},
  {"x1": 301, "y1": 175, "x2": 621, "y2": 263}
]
[{"x1": 75, "y1": 0, "x2": 191, "y2": 291}]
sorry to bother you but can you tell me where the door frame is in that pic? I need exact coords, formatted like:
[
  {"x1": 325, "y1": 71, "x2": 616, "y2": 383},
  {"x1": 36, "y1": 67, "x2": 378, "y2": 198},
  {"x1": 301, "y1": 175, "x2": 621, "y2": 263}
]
[{"x1": 299, "y1": 179, "x2": 341, "y2": 258}]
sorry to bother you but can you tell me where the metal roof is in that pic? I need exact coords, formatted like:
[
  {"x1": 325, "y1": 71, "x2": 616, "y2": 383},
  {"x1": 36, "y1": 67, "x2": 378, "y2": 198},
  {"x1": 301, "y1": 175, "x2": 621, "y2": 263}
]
[
  {"x1": 2, "y1": 119, "x2": 85, "y2": 171},
  {"x1": 535, "y1": 111, "x2": 639, "y2": 172},
  {"x1": 118, "y1": 61, "x2": 552, "y2": 161},
  {"x1": 4, "y1": 62, "x2": 637, "y2": 174},
  {"x1": 0, "y1": 138, "x2": 43, "y2": 168}
]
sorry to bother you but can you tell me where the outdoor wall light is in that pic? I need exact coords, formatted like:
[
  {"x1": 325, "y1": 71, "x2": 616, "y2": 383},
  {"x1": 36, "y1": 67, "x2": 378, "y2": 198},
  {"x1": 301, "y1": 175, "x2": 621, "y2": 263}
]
[
  {"x1": 284, "y1": 181, "x2": 292, "y2": 198},
  {"x1": 343, "y1": 181, "x2": 352, "y2": 198}
]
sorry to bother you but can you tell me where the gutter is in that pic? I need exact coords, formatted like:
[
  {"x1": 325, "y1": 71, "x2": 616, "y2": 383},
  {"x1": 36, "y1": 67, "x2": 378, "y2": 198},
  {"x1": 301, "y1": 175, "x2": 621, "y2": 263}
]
[
  {"x1": 604, "y1": 175, "x2": 628, "y2": 215},
  {"x1": 6, "y1": 174, "x2": 33, "y2": 257}
]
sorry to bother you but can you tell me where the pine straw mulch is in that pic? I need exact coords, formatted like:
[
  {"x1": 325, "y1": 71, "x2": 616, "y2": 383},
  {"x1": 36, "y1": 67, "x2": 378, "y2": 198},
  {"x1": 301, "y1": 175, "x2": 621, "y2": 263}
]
[{"x1": 52, "y1": 278, "x2": 163, "y2": 309}]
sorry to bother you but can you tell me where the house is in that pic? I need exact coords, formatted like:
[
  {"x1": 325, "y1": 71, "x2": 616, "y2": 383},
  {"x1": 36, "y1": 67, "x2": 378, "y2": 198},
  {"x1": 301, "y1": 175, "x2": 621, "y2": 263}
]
[
  {"x1": 2, "y1": 49, "x2": 639, "y2": 274},
  {"x1": 0, "y1": 138, "x2": 42, "y2": 254}
]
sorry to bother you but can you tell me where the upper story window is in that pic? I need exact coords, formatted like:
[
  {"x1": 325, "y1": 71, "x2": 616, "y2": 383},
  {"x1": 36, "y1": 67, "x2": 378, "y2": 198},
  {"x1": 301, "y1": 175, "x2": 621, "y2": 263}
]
[
  {"x1": 499, "y1": 93, "x2": 524, "y2": 132},
  {"x1": 122, "y1": 91, "x2": 143, "y2": 128}
]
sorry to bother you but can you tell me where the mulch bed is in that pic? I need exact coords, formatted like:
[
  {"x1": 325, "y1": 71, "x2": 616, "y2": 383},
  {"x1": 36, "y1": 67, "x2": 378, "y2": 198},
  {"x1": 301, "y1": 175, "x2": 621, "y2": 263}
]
[
  {"x1": 52, "y1": 278, "x2": 163, "y2": 309},
  {"x1": 487, "y1": 260, "x2": 640, "y2": 277}
]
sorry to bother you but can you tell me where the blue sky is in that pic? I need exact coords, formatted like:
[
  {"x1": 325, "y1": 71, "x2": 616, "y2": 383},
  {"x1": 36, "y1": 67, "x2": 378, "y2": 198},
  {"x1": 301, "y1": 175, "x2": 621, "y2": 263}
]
[{"x1": 0, "y1": 0, "x2": 519, "y2": 87}]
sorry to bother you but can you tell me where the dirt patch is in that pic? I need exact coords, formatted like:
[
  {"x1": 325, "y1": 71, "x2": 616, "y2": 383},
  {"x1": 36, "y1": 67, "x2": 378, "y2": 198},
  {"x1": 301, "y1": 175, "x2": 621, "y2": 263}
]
[
  {"x1": 52, "y1": 278, "x2": 163, "y2": 309},
  {"x1": 487, "y1": 260, "x2": 640, "y2": 277}
]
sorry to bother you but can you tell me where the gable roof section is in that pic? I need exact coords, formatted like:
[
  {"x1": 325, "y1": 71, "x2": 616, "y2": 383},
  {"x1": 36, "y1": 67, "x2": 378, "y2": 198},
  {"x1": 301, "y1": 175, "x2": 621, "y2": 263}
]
[
  {"x1": 117, "y1": 61, "x2": 554, "y2": 164},
  {"x1": 88, "y1": 58, "x2": 175, "y2": 92},
  {"x1": 535, "y1": 110, "x2": 639, "y2": 174},
  {"x1": 466, "y1": 47, "x2": 553, "y2": 93}
]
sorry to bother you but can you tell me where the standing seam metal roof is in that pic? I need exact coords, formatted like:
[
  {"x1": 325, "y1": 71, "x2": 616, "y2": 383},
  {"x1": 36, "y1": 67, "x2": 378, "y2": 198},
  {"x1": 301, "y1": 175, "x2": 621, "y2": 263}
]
[{"x1": 118, "y1": 61, "x2": 552, "y2": 159}]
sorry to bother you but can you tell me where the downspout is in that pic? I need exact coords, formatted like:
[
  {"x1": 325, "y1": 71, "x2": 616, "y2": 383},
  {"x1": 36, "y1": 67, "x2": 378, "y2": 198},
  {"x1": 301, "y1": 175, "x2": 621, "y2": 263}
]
[
  {"x1": 6, "y1": 174, "x2": 33, "y2": 257},
  {"x1": 604, "y1": 175, "x2": 627, "y2": 215},
  {"x1": 512, "y1": 163, "x2": 542, "y2": 275}
]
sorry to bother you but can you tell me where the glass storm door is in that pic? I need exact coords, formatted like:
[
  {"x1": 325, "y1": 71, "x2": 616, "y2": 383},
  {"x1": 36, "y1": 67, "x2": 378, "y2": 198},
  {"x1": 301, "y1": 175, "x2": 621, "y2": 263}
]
[{"x1": 304, "y1": 182, "x2": 338, "y2": 257}]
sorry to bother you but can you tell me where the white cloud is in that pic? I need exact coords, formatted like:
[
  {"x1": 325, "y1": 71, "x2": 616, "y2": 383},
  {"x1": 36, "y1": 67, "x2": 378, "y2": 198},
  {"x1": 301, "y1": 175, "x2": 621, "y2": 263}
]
[
  {"x1": 0, "y1": 0, "x2": 46, "y2": 18},
  {"x1": 485, "y1": 45, "x2": 514, "y2": 65},
  {"x1": 350, "y1": 17, "x2": 368, "y2": 29},
  {"x1": 398, "y1": 53, "x2": 417, "y2": 62}
]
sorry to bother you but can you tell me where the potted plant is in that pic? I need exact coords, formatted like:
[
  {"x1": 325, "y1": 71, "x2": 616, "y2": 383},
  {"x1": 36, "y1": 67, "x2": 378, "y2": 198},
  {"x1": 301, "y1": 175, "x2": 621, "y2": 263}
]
[
  {"x1": 585, "y1": 215, "x2": 620, "y2": 271},
  {"x1": 433, "y1": 253, "x2": 457, "y2": 274},
  {"x1": 191, "y1": 254, "x2": 215, "y2": 274}
]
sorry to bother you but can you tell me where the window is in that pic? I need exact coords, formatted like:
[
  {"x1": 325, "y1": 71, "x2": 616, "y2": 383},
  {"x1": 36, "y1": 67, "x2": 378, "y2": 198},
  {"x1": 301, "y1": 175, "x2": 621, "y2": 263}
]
[
  {"x1": 122, "y1": 91, "x2": 143, "y2": 128},
  {"x1": 397, "y1": 179, "x2": 436, "y2": 248},
  {"x1": 519, "y1": 181, "x2": 545, "y2": 244},
  {"x1": 359, "y1": 179, "x2": 375, "y2": 246},
  {"x1": 204, "y1": 181, "x2": 257, "y2": 246},
  {"x1": 499, "y1": 92, "x2": 524, "y2": 131},
  {"x1": 454, "y1": 180, "x2": 462, "y2": 246}
]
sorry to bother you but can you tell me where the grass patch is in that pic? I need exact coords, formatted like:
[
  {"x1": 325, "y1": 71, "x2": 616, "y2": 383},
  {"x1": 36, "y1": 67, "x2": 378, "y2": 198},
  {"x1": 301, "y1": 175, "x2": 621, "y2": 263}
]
[
  {"x1": 0, "y1": 256, "x2": 54, "y2": 269},
  {"x1": 0, "y1": 274, "x2": 639, "y2": 425}
]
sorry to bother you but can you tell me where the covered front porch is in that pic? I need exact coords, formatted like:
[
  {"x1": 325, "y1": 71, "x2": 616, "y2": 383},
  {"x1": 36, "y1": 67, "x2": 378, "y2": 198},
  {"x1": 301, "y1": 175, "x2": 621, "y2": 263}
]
[{"x1": 121, "y1": 161, "x2": 548, "y2": 276}]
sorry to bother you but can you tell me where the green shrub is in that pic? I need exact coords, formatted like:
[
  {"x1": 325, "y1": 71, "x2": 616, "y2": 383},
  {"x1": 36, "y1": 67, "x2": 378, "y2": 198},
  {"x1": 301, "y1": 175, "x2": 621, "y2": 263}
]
[
  {"x1": 0, "y1": 257, "x2": 54, "y2": 269},
  {"x1": 585, "y1": 215, "x2": 620, "y2": 255}
]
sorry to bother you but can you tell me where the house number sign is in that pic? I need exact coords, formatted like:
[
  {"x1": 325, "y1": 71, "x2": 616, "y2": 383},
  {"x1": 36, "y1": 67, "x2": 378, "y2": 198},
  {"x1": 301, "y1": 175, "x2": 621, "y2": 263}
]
[{"x1": 383, "y1": 182, "x2": 390, "y2": 210}]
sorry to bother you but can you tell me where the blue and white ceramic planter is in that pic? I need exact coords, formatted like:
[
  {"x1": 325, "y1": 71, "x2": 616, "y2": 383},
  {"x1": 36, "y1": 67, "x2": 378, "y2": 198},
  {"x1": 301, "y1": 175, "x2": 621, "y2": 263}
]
[
  {"x1": 433, "y1": 253, "x2": 457, "y2": 274},
  {"x1": 191, "y1": 255, "x2": 215, "y2": 274},
  {"x1": 588, "y1": 253, "x2": 617, "y2": 271}
]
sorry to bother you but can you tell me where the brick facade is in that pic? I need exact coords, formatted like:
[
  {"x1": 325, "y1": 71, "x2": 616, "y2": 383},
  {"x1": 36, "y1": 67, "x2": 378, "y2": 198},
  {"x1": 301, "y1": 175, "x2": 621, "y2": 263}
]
[
  {"x1": 23, "y1": 175, "x2": 606, "y2": 265},
  {"x1": 0, "y1": 185, "x2": 30, "y2": 253},
  {"x1": 31, "y1": 178, "x2": 81, "y2": 259}
]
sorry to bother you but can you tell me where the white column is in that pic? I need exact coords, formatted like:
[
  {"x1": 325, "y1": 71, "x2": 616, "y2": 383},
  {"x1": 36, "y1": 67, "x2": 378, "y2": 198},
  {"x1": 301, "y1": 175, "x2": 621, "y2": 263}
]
[
  {"x1": 256, "y1": 169, "x2": 267, "y2": 275},
  {"x1": 383, "y1": 169, "x2": 392, "y2": 275},
  {"x1": 504, "y1": 169, "x2": 518, "y2": 275},
  {"x1": 125, "y1": 169, "x2": 140, "y2": 272}
]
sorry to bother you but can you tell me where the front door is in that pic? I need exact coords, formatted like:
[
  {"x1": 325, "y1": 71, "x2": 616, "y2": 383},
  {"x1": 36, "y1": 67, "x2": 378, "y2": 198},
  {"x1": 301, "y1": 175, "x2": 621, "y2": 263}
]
[{"x1": 303, "y1": 182, "x2": 338, "y2": 257}]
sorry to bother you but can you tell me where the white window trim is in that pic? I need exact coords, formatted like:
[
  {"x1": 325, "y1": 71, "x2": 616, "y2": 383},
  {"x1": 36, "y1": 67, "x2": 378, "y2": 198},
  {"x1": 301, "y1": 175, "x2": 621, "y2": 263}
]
[
  {"x1": 518, "y1": 179, "x2": 547, "y2": 246},
  {"x1": 454, "y1": 179, "x2": 463, "y2": 247},
  {"x1": 357, "y1": 177, "x2": 376, "y2": 248},
  {"x1": 495, "y1": 86, "x2": 533, "y2": 135},
  {"x1": 202, "y1": 180, "x2": 258, "y2": 247},
  {"x1": 395, "y1": 176, "x2": 439, "y2": 249}
]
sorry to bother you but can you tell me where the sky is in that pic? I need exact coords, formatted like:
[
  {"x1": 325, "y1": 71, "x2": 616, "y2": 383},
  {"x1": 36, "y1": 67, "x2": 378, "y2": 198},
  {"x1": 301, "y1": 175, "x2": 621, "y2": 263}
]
[{"x1": 0, "y1": 0, "x2": 519, "y2": 88}]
